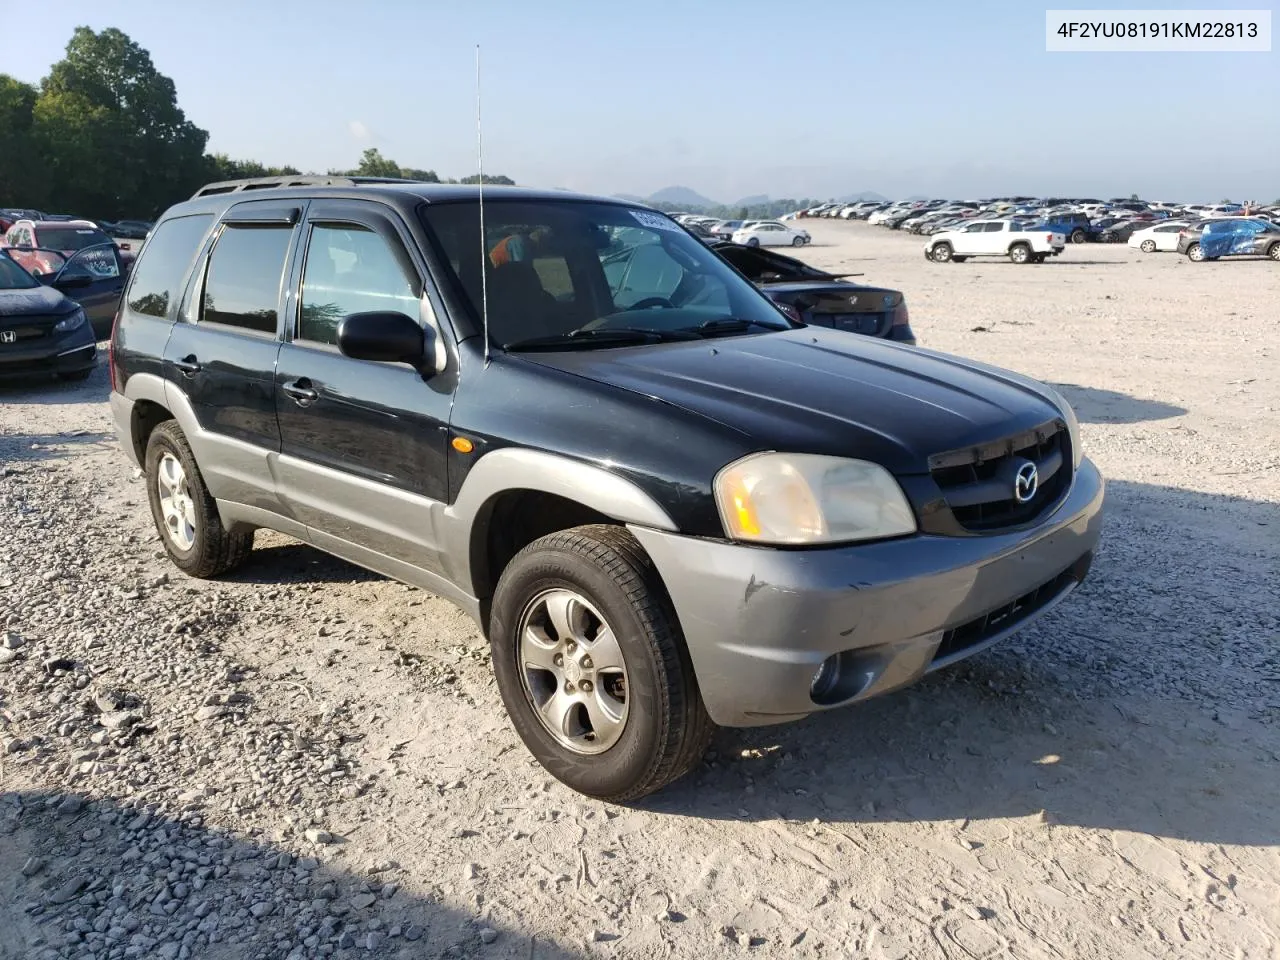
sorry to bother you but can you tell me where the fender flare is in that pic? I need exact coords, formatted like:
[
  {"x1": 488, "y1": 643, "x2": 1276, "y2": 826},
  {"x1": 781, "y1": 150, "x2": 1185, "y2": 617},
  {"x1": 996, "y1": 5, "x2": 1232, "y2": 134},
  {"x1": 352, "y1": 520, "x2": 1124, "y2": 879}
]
[{"x1": 438, "y1": 448, "x2": 678, "y2": 598}]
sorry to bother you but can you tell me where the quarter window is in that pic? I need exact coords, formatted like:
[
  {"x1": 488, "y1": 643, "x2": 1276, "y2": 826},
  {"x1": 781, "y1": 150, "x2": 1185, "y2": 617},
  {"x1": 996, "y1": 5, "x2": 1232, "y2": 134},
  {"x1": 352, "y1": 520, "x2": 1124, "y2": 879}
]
[
  {"x1": 201, "y1": 224, "x2": 293, "y2": 334},
  {"x1": 125, "y1": 214, "x2": 213, "y2": 320},
  {"x1": 298, "y1": 224, "x2": 419, "y2": 345}
]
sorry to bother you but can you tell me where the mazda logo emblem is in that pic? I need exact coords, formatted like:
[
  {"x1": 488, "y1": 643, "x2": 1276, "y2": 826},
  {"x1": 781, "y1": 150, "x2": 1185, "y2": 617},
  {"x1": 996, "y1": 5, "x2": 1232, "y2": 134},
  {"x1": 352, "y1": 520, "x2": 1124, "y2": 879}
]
[{"x1": 1014, "y1": 461, "x2": 1039, "y2": 503}]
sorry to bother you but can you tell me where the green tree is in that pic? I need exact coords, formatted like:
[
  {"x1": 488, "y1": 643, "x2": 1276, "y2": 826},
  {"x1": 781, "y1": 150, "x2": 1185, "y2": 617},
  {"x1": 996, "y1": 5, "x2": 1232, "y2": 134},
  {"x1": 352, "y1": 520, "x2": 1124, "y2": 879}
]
[
  {"x1": 34, "y1": 27, "x2": 209, "y2": 217},
  {"x1": 0, "y1": 75, "x2": 49, "y2": 206},
  {"x1": 459, "y1": 173, "x2": 515, "y2": 185},
  {"x1": 206, "y1": 153, "x2": 301, "y2": 181},
  {"x1": 350, "y1": 147, "x2": 402, "y2": 178}
]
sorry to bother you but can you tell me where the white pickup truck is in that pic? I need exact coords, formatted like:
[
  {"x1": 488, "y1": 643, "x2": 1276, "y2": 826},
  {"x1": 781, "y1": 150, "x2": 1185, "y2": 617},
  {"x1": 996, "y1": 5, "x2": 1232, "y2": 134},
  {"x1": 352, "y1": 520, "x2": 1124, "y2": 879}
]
[{"x1": 925, "y1": 220, "x2": 1066, "y2": 264}]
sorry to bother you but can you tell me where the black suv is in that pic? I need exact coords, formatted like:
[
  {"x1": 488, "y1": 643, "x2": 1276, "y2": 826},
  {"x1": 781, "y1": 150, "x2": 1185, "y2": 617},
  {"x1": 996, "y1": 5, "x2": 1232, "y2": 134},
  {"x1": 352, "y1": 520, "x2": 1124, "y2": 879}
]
[{"x1": 109, "y1": 176, "x2": 1105, "y2": 800}]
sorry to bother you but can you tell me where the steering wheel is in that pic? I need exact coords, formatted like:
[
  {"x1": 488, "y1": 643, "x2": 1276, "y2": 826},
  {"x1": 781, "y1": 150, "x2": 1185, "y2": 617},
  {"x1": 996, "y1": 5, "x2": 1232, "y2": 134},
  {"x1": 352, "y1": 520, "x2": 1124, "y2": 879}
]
[{"x1": 626, "y1": 297, "x2": 675, "y2": 311}]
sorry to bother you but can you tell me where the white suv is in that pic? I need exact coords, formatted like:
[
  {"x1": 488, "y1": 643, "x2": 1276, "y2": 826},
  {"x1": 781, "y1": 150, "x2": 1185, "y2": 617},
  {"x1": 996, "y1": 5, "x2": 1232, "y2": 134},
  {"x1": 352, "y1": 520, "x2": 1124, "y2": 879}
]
[{"x1": 925, "y1": 219, "x2": 1066, "y2": 264}]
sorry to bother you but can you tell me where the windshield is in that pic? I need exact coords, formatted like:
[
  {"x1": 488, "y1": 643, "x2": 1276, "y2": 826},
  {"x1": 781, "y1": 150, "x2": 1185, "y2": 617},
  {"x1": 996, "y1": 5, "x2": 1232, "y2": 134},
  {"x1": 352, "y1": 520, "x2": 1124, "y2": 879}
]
[
  {"x1": 0, "y1": 253, "x2": 39, "y2": 290},
  {"x1": 419, "y1": 200, "x2": 793, "y2": 349},
  {"x1": 35, "y1": 226, "x2": 110, "y2": 251}
]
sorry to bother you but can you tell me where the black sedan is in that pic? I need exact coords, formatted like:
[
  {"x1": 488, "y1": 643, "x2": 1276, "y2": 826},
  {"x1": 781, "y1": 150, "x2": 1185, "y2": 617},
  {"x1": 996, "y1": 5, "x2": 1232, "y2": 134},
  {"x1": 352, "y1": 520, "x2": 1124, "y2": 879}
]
[
  {"x1": 0, "y1": 251, "x2": 97, "y2": 382},
  {"x1": 708, "y1": 240, "x2": 916, "y2": 344}
]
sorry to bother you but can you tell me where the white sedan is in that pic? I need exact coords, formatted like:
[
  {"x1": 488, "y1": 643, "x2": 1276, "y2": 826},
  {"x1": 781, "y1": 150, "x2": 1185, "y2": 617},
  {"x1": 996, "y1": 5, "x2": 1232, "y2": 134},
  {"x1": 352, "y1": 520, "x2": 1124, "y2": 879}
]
[
  {"x1": 1128, "y1": 221, "x2": 1189, "y2": 253},
  {"x1": 731, "y1": 221, "x2": 810, "y2": 247}
]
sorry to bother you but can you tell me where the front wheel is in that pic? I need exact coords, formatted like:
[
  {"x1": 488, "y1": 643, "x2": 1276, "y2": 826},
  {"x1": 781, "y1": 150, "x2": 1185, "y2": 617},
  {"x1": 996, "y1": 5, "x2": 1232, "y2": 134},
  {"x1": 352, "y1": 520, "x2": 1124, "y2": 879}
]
[
  {"x1": 1009, "y1": 243, "x2": 1032, "y2": 264},
  {"x1": 1268, "y1": 242, "x2": 1280, "y2": 261},
  {"x1": 930, "y1": 242, "x2": 953, "y2": 263},
  {"x1": 792, "y1": 235, "x2": 805, "y2": 246},
  {"x1": 1187, "y1": 243, "x2": 1204, "y2": 262},
  {"x1": 489, "y1": 525, "x2": 714, "y2": 802},
  {"x1": 1140, "y1": 240, "x2": 1157, "y2": 253}
]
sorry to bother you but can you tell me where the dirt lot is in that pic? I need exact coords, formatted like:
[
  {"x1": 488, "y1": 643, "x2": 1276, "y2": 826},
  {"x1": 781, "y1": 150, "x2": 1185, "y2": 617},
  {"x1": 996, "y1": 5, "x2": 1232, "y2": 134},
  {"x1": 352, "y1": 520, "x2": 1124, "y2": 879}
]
[{"x1": 2, "y1": 219, "x2": 1277, "y2": 960}]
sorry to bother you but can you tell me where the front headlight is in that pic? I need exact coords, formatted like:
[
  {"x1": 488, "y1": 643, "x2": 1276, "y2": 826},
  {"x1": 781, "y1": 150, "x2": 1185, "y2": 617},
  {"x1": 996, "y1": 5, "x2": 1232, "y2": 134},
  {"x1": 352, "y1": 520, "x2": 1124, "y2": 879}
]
[
  {"x1": 714, "y1": 452, "x2": 917, "y2": 545},
  {"x1": 53, "y1": 308, "x2": 86, "y2": 334}
]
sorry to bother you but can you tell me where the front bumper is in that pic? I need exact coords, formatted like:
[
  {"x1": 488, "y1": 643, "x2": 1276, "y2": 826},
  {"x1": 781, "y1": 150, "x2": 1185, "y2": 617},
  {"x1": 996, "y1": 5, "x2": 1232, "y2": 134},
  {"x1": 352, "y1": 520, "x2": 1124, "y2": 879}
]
[
  {"x1": 630, "y1": 458, "x2": 1105, "y2": 727},
  {"x1": 0, "y1": 334, "x2": 97, "y2": 381}
]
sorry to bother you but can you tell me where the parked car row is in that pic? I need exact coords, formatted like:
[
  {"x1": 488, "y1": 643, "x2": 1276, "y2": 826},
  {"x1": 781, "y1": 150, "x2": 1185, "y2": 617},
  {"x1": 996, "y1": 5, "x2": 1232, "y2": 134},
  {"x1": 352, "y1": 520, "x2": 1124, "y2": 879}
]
[
  {"x1": 783, "y1": 197, "x2": 1280, "y2": 265},
  {"x1": 669, "y1": 214, "x2": 811, "y2": 248}
]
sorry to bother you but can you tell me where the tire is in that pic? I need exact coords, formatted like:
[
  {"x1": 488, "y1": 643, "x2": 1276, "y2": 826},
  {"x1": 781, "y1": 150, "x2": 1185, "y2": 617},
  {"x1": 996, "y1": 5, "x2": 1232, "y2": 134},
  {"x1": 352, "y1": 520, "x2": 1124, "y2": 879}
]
[
  {"x1": 792, "y1": 236, "x2": 804, "y2": 246},
  {"x1": 1008, "y1": 243, "x2": 1032, "y2": 264},
  {"x1": 930, "y1": 242, "x2": 953, "y2": 263},
  {"x1": 1140, "y1": 240, "x2": 1157, "y2": 253},
  {"x1": 1268, "y1": 242, "x2": 1280, "y2": 262},
  {"x1": 746, "y1": 237, "x2": 759, "y2": 248},
  {"x1": 489, "y1": 524, "x2": 714, "y2": 802},
  {"x1": 1187, "y1": 243, "x2": 1204, "y2": 262},
  {"x1": 58, "y1": 369, "x2": 93, "y2": 382},
  {"x1": 144, "y1": 420, "x2": 254, "y2": 578},
  {"x1": 1071, "y1": 228, "x2": 1086, "y2": 244}
]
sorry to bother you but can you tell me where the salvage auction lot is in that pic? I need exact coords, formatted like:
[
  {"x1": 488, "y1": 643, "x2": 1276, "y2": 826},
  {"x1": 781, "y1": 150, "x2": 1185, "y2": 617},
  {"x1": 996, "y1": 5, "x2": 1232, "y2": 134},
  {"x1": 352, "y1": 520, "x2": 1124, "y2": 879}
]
[{"x1": 2, "y1": 220, "x2": 1277, "y2": 959}]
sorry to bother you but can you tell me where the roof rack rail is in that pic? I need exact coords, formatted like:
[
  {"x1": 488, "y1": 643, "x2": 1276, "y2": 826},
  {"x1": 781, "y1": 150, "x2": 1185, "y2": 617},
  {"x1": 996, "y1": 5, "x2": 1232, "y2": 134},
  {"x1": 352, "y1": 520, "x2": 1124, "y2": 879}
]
[{"x1": 189, "y1": 175, "x2": 432, "y2": 199}]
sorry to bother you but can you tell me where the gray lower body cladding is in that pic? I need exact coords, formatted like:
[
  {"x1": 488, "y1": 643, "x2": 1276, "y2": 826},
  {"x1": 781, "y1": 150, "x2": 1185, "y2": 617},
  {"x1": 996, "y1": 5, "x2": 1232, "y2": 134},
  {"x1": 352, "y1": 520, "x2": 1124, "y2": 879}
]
[{"x1": 629, "y1": 458, "x2": 1105, "y2": 727}]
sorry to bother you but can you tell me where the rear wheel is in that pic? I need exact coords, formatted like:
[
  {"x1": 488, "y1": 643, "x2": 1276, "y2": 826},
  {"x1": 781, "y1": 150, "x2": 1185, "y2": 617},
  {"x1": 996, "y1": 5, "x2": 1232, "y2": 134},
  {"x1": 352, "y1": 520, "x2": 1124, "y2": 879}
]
[
  {"x1": 489, "y1": 525, "x2": 714, "y2": 802},
  {"x1": 1008, "y1": 243, "x2": 1032, "y2": 264},
  {"x1": 1071, "y1": 228, "x2": 1087, "y2": 244},
  {"x1": 1187, "y1": 243, "x2": 1204, "y2": 262},
  {"x1": 745, "y1": 237, "x2": 759, "y2": 248},
  {"x1": 1268, "y1": 242, "x2": 1280, "y2": 261},
  {"x1": 144, "y1": 420, "x2": 254, "y2": 578},
  {"x1": 1140, "y1": 239, "x2": 1157, "y2": 253},
  {"x1": 930, "y1": 242, "x2": 953, "y2": 263}
]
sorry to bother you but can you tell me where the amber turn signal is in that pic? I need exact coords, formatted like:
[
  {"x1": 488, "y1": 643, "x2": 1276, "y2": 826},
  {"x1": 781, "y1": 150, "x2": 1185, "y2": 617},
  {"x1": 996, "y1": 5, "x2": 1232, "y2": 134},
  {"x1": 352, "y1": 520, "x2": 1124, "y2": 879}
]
[{"x1": 451, "y1": 436, "x2": 474, "y2": 454}]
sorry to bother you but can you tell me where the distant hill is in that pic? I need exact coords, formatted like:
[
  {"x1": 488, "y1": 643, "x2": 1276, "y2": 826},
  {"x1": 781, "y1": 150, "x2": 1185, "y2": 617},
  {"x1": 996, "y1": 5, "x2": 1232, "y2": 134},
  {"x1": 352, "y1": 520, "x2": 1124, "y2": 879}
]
[
  {"x1": 837, "y1": 191, "x2": 888, "y2": 203},
  {"x1": 647, "y1": 186, "x2": 719, "y2": 208},
  {"x1": 734, "y1": 194, "x2": 770, "y2": 207}
]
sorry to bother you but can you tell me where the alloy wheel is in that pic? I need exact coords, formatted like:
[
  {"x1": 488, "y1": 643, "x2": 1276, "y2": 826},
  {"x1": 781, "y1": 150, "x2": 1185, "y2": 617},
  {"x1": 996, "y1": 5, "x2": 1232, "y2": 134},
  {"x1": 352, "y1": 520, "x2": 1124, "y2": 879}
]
[
  {"x1": 517, "y1": 588, "x2": 629, "y2": 755},
  {"x1": 156, "y1": 452, "x2": 196, "y2": 551}
]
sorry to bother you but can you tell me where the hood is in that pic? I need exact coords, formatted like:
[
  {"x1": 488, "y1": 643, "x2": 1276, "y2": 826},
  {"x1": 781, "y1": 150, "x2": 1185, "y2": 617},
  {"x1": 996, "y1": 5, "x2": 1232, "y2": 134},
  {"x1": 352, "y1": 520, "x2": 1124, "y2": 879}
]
[
  {"x1": 0, "y1": 283, "x2": 76, "y2": 319},
  {"x1": 518, "y1": 327, "x2": 1063, "y2": 475}
]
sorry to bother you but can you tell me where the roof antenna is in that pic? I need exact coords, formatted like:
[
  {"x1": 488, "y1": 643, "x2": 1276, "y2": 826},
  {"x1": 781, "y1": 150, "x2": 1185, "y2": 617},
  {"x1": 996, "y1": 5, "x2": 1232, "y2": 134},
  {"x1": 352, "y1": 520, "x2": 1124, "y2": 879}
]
[{"x1": 476, "y1": 44, "x2": 490, "y2": 366}]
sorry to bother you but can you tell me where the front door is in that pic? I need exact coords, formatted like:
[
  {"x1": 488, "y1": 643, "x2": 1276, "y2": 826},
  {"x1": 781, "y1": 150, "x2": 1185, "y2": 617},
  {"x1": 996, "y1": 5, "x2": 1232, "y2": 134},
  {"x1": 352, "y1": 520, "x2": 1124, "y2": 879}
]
[
  {"x1": 272, "y1": 200, "x2": 454, "y2": 574},
  {"x1": 162, "y1": 202, "x2": 298, "y2": 512},
  {"x1": 52, "y1": 243, "x2": 126, "y2": 338}
]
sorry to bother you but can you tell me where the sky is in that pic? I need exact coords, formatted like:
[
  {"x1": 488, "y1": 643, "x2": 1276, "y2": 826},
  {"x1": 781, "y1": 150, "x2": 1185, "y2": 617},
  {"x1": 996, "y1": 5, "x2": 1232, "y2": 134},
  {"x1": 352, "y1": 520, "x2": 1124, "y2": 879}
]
[{"x1": 6, "y1": 0, "x2": 1278, "y2": 203}]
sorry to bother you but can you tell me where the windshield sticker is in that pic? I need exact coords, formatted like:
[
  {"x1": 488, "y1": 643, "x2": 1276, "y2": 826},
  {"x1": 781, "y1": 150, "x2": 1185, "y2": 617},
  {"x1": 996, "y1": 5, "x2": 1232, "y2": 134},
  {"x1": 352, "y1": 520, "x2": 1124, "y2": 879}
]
[{"x1": 630, "y1": 210, "x2": 680, "y2": 232}]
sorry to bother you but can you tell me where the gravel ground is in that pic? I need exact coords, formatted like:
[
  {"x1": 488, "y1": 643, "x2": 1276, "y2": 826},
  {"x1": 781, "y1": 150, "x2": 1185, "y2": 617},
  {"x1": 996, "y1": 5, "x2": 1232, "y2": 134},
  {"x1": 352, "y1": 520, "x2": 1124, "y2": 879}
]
[{"x1": 1, "y1": 219, "x2": 1277, "y2": 960}]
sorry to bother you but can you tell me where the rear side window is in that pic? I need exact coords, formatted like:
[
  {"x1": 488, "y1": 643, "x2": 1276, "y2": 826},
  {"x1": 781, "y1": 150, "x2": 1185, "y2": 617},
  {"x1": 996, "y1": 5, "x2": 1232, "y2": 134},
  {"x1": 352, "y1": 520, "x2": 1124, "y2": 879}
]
[
  {"x1": 126, "y1": 215, "x2": 213, "y2": 319},
  {"x1": 201, "y1": 225, "x2": 293, "y2": 334}
]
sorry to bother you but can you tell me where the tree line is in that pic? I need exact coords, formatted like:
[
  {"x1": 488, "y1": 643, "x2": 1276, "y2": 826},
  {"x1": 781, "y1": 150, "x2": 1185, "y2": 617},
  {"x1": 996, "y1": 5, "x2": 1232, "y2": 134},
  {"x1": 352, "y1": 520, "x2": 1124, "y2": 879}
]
[{"x1": 0, "y1": 27, "x2": 514, "y2": 222}]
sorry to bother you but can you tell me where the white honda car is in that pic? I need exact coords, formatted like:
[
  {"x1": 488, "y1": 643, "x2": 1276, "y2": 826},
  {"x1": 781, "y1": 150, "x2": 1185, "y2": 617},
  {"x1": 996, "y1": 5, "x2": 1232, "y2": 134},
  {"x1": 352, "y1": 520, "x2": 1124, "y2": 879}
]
[{"x1": 731, "y1": 221, "x2": 810, "y2": 247}]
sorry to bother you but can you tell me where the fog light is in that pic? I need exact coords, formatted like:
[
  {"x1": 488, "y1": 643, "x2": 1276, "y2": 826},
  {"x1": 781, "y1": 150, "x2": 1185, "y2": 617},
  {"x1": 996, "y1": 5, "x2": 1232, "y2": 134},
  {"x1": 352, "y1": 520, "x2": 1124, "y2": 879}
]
[{"x1": 810, "y1": 655, "x2": 840, "y2": 700}]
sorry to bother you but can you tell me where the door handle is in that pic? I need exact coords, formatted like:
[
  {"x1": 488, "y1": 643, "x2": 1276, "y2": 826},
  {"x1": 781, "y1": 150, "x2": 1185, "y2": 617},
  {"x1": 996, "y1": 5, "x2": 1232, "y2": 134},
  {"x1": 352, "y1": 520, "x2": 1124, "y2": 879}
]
[
  {"x1": 282, "y1": 378, "x2": 319, "y2": 406},
  {"x1": 171, "y1": 355, "x2": 201, "y2": 375}
]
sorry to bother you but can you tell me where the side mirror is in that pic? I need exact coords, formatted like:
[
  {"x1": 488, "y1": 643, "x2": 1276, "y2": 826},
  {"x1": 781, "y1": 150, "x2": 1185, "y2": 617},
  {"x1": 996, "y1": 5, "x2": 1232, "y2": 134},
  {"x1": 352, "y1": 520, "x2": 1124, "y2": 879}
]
[{"x1": 337, "y1": 311, "x2": 433, "y2": 371}]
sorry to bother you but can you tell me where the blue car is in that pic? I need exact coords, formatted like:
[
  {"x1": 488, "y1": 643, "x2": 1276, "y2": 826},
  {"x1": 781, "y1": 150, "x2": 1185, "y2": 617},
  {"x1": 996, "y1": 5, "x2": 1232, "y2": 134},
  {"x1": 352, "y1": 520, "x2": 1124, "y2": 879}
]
[{"x1": 1178, "y1": 218, "x2": 1280, "y2": 262}]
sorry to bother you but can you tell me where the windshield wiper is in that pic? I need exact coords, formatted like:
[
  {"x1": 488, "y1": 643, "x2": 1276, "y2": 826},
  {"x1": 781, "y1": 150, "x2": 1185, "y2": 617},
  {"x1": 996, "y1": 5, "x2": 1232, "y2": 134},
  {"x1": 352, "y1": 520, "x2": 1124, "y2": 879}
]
[
  {"x1": 682, "y1": 317, "x2": 787, "y2": 337},
  {"x1": 503, "y1": 327, "x2": 698, "y2": 351}
]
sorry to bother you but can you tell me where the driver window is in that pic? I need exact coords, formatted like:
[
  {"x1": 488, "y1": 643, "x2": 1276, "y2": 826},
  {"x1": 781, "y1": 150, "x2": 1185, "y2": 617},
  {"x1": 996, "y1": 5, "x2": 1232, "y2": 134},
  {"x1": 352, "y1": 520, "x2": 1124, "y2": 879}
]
[
  {"x1": 62, "y1": 247, "x2": 121, "y2": 281},
  {"x1": 298, "y1": 223, "x2": 419, "y2": 346}
]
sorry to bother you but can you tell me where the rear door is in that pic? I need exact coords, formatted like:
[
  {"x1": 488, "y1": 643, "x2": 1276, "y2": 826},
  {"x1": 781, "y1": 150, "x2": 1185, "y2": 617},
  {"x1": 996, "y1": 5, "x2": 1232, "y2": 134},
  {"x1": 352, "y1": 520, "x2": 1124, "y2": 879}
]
[
  {"x1": 162, "y1": 200, "x2": 299, "y2": 512},
  {"x1": 272, "y1": 199, "x2": 455, "y2": 573}
]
